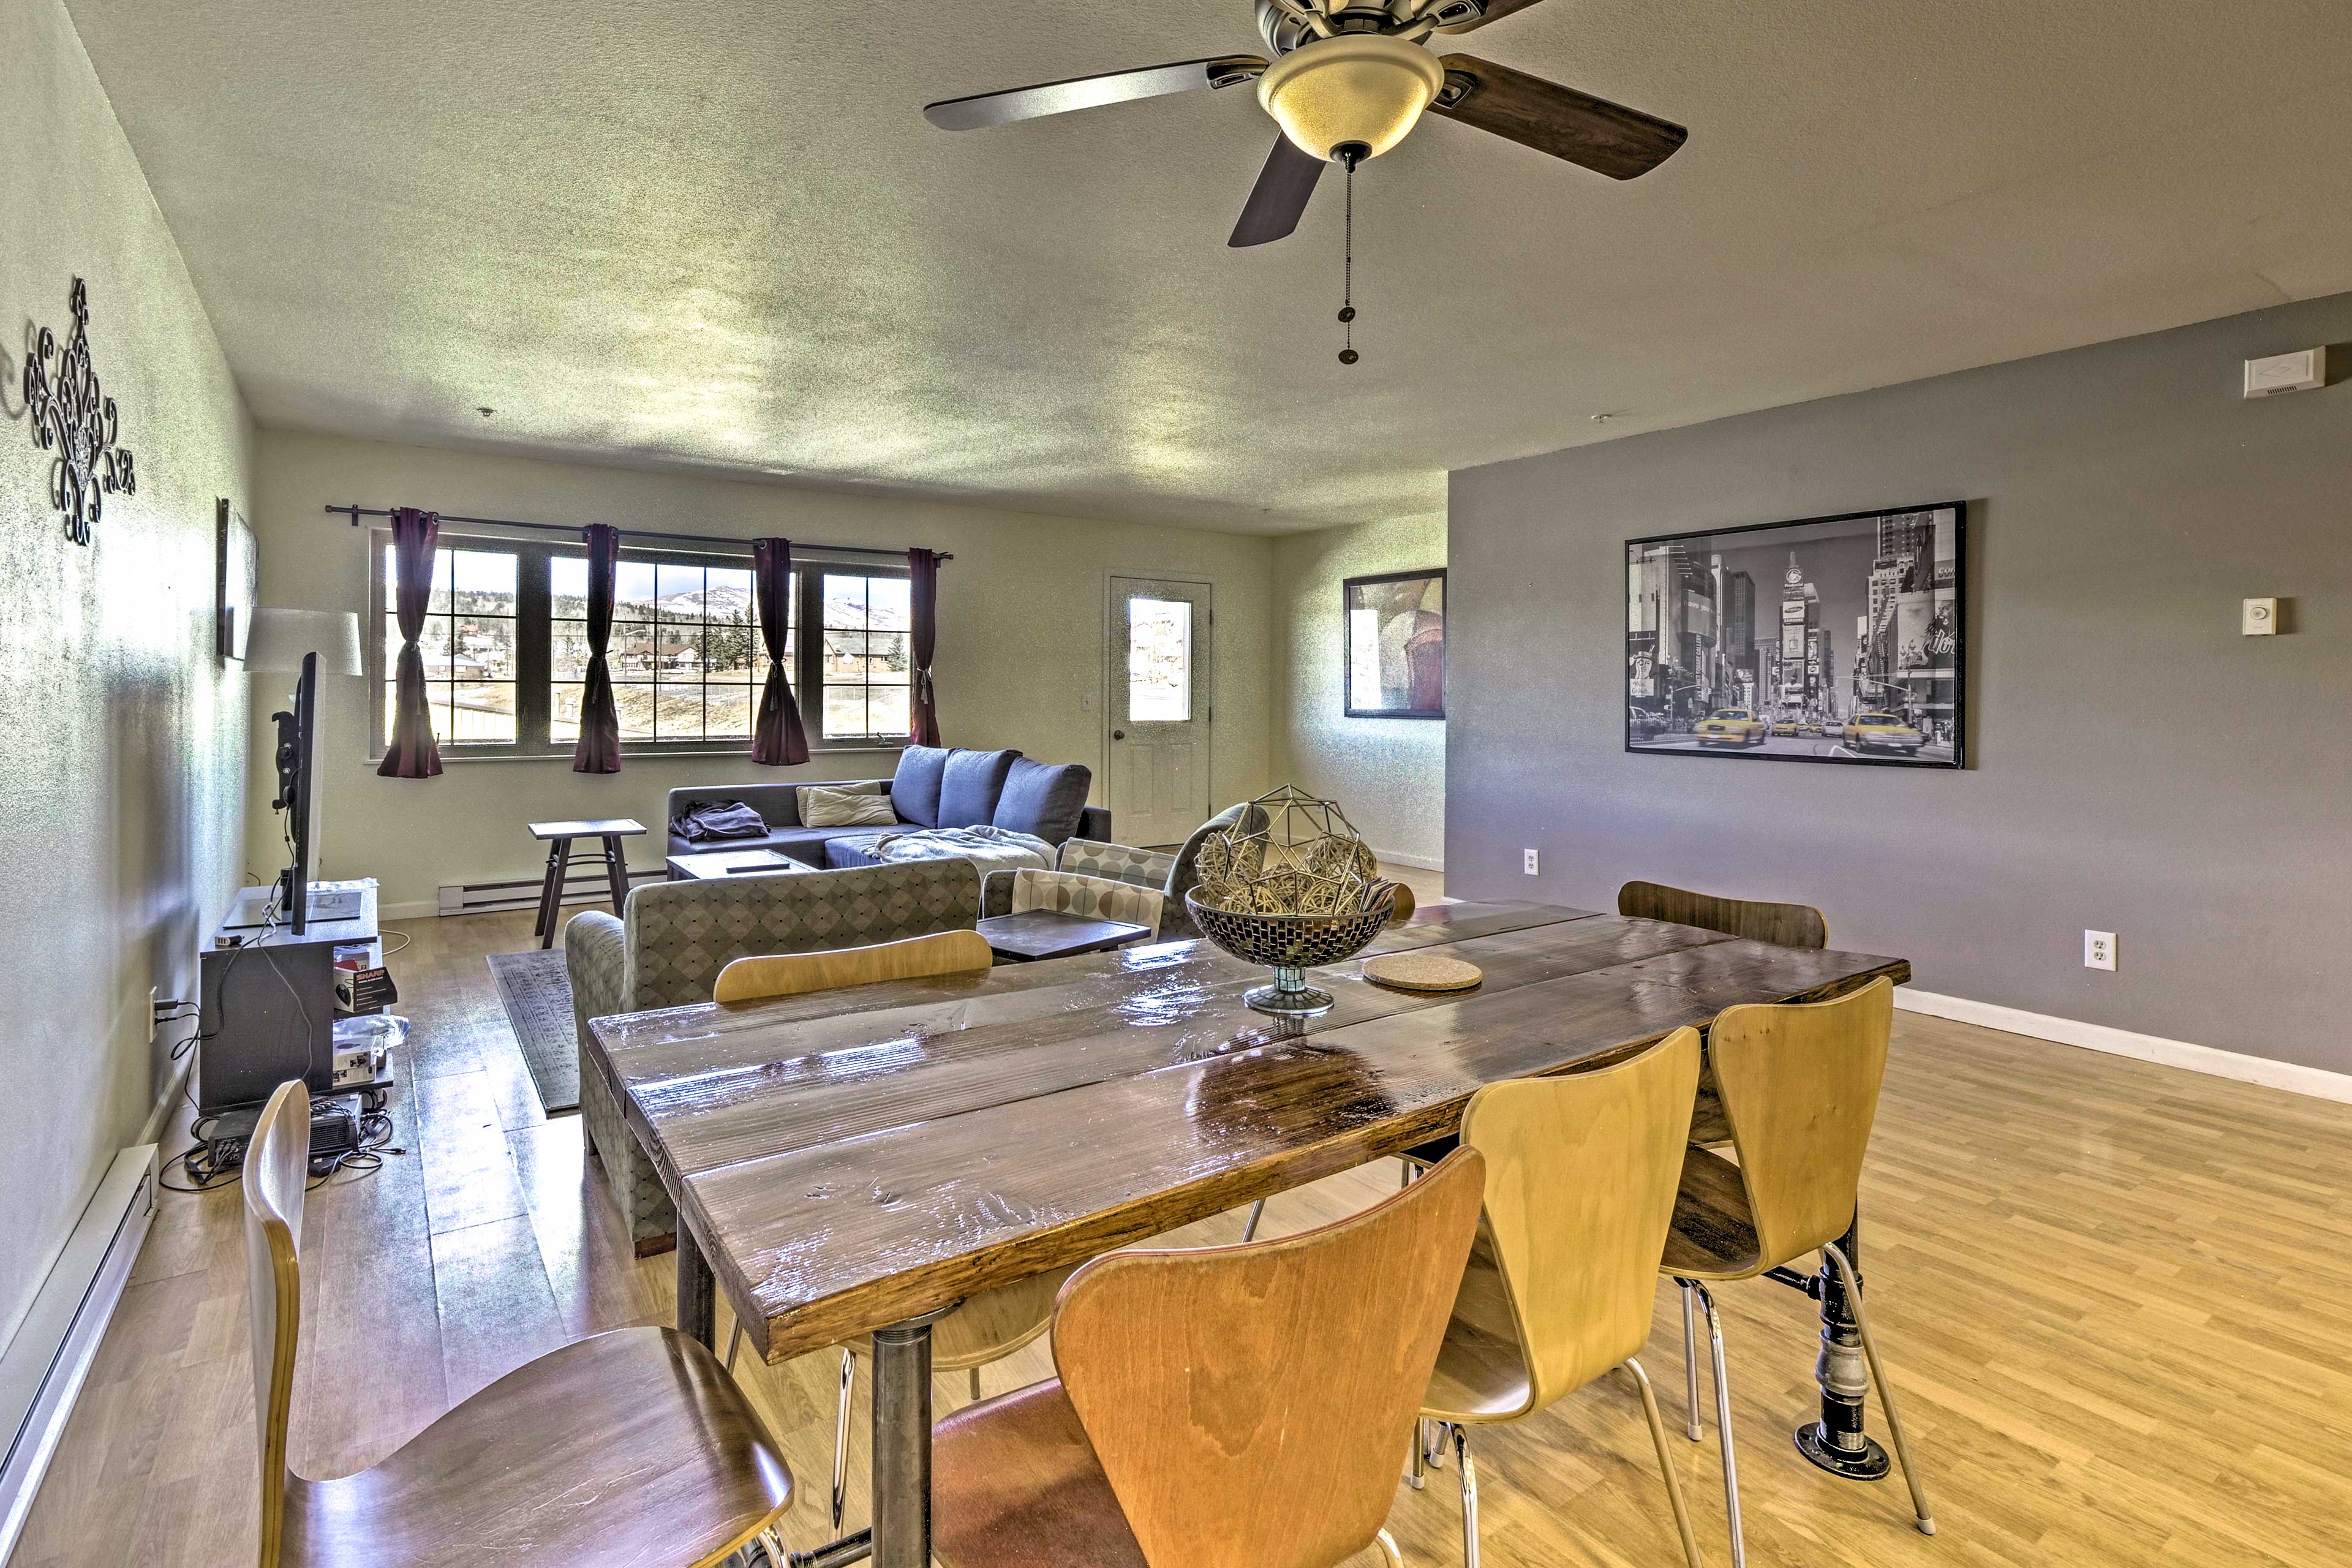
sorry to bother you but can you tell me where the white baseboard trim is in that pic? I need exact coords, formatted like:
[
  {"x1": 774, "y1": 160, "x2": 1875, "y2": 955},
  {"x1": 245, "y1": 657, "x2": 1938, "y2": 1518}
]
[
  {"x1": 379, "y1": 899, "x2": 440, "y2": 921},
  {"x1": 1375, "y1": 849, "x2": 1446, "y2": 872},
  {"x1": 137, "y1": 1057, "x2": 192, "y2": 1148},
  {"x1": 0, "y1": 1146, "x2": 159, "y2": 1560},
  {"x1": 1895, "y1": 987, "x2": 2352, "y2": 1105}
]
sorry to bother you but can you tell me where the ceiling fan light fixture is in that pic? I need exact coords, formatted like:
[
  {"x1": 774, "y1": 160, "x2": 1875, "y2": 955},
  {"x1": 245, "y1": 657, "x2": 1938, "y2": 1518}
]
[{"x1": 1257, "y1": 35, "x2": 1444, "y2": 163}]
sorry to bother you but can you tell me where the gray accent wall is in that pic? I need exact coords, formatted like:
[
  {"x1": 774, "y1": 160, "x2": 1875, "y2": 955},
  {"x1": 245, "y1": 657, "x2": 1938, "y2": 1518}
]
[{"x1": 1448, "y1": 293, "x2": 2351, "y2": 1075}]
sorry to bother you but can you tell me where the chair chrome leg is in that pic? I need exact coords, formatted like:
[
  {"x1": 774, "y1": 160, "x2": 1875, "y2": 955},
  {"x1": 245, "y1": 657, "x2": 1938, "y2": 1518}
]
[
  {"x1": 1452, "y1": 1423, "x2": 1480, "y2": 1568},
  {"x1": 726, "y1": 1319, "x2": 744, "y2": 1372},
  {"x1": 831, "y1": 1348, "x2": 857, "y2": 1534},
  {"x1": 1679, "y1": 1279, "x2": 1703, "y2": 1441},
  {"x1": 1242, "y1": 1199, "x2": 1265, "y2": 1242},
  {"x1": 1400, "y1": 1158, "x2": 1415, "y2": 1188},
  {"x1": 1695, "y1": 1284, "x2": 1745, "y2": 1568},
  {"x1": 1822, "y1": 1241, "x2": 1936, "y2": 1536},
  {"x1": 755, "y1": 1526, "x2": 788, "y2": 1568},
  {"x1": 967, "y1": 1365, "x2": 982, "y2": 1404},
  {"x1": 1374, "y1": 1527, "x2": 1406, "y2": 1568},
  {"x1": 1624, "y1": 1358, "x2": 1708, "y2": 1568},
  {"x1": 1407, "y1": 1417, "x2": 1428, "y2": 1489},
  {"x1": 1425, "y1": 1414, "x2": 1448, "y2": 1471}
]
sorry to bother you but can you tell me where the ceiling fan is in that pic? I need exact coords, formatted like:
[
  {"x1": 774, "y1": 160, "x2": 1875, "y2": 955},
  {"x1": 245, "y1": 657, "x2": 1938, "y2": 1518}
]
[{"x1": 923, "y1": 0, "x2": 1688, "y2": 248}]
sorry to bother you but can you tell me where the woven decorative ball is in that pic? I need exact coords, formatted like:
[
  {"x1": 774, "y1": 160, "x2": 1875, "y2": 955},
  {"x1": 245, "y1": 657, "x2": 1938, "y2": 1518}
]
[{"x1": 1362, "y1": 952, "x2": 1483, "y2": 994}]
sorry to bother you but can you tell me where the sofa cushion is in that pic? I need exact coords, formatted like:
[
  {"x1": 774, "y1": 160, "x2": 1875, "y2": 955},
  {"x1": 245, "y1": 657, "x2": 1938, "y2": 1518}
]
[
  {"x1": 748, "y1": 826, "x2": 850, "y2": 867},
  {"x1": 890, "y1": 745, "x2": 953, "y2": 829},
  {"x1": 992, "y1": 758, "x2": 1093, "y2": 845},
  {"x1": 821, "y1": 833, "x2": 891, "y2": 870},
  {"x1": 938, "y1": 748, "x2": 1021, "y2": 829}
]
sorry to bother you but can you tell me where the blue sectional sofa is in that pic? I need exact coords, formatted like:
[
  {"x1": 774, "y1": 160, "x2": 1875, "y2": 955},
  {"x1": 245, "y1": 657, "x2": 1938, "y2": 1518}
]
[{"x1": 664, "y1": 745, "x2": 1109, "y2": 869}]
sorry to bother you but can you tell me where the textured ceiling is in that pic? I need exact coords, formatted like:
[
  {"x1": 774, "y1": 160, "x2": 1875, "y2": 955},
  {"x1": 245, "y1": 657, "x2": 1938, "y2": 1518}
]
[{"x1": 62, "y1": 0, "x2": 2352, "y2": 534}]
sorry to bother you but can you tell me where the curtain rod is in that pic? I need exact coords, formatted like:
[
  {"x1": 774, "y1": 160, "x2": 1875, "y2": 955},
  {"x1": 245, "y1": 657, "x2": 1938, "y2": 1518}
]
[{"x1": 323, "y1": 503, "x2": 950, "y2": 563}]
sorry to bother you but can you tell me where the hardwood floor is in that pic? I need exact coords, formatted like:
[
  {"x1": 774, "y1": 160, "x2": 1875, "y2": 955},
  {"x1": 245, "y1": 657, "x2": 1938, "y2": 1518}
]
[{"x1": 18, "y1": 894, "x2": 2352, "y2": 1567}]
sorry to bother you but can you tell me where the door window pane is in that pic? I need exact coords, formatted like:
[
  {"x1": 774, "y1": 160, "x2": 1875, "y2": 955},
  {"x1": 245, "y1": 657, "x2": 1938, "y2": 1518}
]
[{"x1": 1128, "y1": 597, "x2": 1192, "y2": 722}]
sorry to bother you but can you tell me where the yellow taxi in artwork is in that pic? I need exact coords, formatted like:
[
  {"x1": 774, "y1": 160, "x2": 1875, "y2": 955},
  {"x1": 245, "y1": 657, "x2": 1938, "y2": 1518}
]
[
  {"x1": 1843, "y1": 710, "x2": 1925, "y2": 755},
  {"x1": 1694, "y1": 707, "x2": 1768, "y2": 747}
]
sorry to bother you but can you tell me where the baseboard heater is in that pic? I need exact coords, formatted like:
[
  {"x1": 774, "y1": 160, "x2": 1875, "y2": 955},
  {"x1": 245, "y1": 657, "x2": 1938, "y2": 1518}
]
[
  {"x1": 0, "y1": 1146, "x2": 159, "y2": 1559},
  {"x1": 437, "y1": 865, "x2": 666, "y2": 918}
]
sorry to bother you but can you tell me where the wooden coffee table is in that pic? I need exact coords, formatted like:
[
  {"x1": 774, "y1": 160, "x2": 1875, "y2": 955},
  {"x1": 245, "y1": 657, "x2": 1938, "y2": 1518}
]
[
  {"x1": 666, "y1": 849, "x2": 814, "y2": 881},
  {"x1": 976, "y1": 910, "x2": 1153, "y2": 962}
]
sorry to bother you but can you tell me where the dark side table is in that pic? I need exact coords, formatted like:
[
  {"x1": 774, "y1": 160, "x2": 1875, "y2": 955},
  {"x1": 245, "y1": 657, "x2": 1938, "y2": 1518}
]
[
  {"x1": 530, "y1": 818, "x2": 645, "y2": 948},
  {"x1": 976, "y1": 910, "x2": 1152, "y2": 963}
]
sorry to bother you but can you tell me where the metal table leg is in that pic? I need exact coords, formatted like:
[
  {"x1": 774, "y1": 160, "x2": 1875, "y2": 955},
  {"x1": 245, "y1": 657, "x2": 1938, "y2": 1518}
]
[
  {"x1": 677, "y1": 1224, "x2": 717, "y2": 1349},
  {"x1": 1795, "y1": 1213, "x2": 1891, "y2": 1480},
  {"x1": 870, "y1": 1304, "x2": 960, "y2": 1568},
  {"x1": 601, "y1": 834, "x2": 631, "y2": 914}
]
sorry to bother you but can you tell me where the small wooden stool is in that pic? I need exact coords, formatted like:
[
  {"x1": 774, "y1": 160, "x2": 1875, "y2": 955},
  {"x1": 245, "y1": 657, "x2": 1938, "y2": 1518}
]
[{"x1": 529, "y1": 818, "x2": 645, "y2": 948}]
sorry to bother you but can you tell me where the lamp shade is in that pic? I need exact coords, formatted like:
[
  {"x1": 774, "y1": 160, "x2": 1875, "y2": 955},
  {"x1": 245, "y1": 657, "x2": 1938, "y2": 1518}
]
[
  {"x1": 1258, "y1": 34, "x2": 1445, "y2": 163},
  {"x1": 246, "y1": 608, "x2": 364, "y2": 677}
]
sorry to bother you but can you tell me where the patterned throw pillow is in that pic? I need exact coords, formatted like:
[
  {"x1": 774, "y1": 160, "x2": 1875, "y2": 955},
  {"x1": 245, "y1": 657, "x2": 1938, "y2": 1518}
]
[{"x1": 798, "y1": 785, "x2": 900, "y2": 828}]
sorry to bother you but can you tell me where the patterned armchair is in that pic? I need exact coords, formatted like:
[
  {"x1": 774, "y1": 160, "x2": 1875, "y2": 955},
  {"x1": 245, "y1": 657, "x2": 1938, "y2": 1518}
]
[
  {"x1": 568, "y1": 859, "x2": 982, "y2": 1253},
  {"x1": 979, "y1": 805, "x2": 1256, "y2": 941},
  {"x1": 1001, "y1": 867, "x2": 1167, "y2": 939}
]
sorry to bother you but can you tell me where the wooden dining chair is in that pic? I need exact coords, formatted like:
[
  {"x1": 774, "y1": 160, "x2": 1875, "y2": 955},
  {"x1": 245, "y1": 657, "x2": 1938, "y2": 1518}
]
[
  {"x1": 1416, "y1": 1028, "x2": 1708, "y2": 1568},
  {"x1": 931, "y1": 1148, "x2": 1488, "y2": 1568},
  {"x1": 714, "y1": 925, "x2": 1052, "y2": 1535},
  {"x1": 1617, "y1": 876, "x2": 1829, "y2": 1411},
  {"x1": 1658, "y1": 978, "x2": 1934, "y2": 1568},
  {"x1": 712, "y1": 927, "x2": 995, "y2": 1003},
  {"x1": 241, "y1": 1080, "x2": 794, "y2": 1568}
]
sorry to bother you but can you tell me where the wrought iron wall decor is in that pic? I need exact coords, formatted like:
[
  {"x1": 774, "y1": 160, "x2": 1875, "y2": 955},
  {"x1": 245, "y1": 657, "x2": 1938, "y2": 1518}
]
[{"x1": 23, "y1": 277, "x2": 137, "y2": 546}]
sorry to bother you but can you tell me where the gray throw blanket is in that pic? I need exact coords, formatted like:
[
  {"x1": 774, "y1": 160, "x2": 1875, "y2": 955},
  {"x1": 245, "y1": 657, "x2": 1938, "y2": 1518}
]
[
  {"x1": 865, "y1": 824, "x2": 1053, "y2": 875},
  {"x1": 671, "y1": 801, "x2": 769, "y2": 842}
]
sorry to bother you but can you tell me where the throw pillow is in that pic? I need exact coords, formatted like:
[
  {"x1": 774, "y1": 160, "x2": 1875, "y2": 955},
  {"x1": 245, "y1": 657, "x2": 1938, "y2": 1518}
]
[
  {"x1": 937, "y1": 747, "x2": 1022, "y2": 829},
  {"x1": 798, "y1": 786, "x2": 900, "y2": 829},
  {"x1": 889, "y1": 744, "x2": 953, "y2": 829},
  {"x1": 992, "y1": 758, "x2": 1093, "y2": 844}
]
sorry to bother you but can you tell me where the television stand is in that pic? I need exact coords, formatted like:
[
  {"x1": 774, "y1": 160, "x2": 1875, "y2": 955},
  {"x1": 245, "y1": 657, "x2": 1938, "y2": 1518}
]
[{"x1": 198, "y1": 880, "x2": 379, "y2": 1113}]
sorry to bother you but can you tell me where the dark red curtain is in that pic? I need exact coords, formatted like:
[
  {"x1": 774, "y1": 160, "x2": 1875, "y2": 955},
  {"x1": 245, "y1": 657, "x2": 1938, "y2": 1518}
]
[
  {"x1": 752, "y1": 537, "x2": 809, "y2": 765},
  {"x1": 908, "y1": 547, "x2": 941, "y2": 746},
  {"x1": 377, "y1": 507, "x2": 444, "y2": 778},
  {"x1": 571, "y1": 524, "x2": 623, "y2": 772}
]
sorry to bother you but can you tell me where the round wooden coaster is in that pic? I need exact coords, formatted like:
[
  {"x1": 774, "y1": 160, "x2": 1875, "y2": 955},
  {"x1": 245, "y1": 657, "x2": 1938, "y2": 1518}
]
[{"x1": 1363, "y1": 952, "x2": 1484, "y2": 994}]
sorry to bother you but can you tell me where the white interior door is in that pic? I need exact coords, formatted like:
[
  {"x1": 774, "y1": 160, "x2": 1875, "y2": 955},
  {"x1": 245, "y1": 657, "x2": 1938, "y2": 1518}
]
[{"x1": 1107, "y1": 577, "x2": 1213, "y2": 847}]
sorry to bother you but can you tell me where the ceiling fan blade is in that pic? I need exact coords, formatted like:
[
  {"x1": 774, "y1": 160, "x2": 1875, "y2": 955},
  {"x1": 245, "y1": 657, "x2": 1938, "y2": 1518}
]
[
  {"x1": 1428, "y1": 53, "x2": 1686, "y2": 179},
  {"x1": 925, "y1": 56, "x2": 1267, "y2": 131},
  {"x1": 1229, "y1": 135, "x2": 1325, "y2": 247},
  {"x1": 1426, "y1": 0, "x2": 1550, "y2": 34}
]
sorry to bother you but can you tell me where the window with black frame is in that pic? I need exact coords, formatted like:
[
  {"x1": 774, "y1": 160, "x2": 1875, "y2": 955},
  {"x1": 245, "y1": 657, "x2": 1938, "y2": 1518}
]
[{"x1": 368, "y1": 532, "x2": 907, "y2": 757}]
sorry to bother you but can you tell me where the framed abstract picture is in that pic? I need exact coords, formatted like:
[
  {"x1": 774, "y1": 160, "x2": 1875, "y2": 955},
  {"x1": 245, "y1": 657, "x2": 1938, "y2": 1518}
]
[
  {"x1": 216, "y1": 497, "x2": 257, "y2": 663},
  {"x1": 1344, "y1": 568, "x2": 1445, "y2": 719},
  {"x1": 1625, "y1": 503, "x2": 1964, "y2": 767}
]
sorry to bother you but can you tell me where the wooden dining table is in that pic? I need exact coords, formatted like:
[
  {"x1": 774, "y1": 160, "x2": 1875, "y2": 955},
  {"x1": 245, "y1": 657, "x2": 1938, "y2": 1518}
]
[{"x1": 586, "y1": 900, "x2": 1910, "y2": 1568}]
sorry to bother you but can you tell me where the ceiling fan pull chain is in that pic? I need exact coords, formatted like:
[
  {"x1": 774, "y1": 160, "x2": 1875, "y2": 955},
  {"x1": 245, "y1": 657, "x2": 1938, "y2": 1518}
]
[{"x1": 1337, "y1": 156, "x2": 1360, "y2": 366}]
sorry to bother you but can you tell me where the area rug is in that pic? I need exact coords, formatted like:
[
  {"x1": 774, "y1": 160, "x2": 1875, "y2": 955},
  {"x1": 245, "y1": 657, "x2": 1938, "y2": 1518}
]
[{"x1": 487, "y1": 948, "x2": 579, "y2": 1114}]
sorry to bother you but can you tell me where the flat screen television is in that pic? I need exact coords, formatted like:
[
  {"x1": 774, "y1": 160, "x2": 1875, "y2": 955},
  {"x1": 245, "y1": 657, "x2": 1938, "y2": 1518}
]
[{"x1": 270, "y1": 651, "x2": 323, "y2": 932}]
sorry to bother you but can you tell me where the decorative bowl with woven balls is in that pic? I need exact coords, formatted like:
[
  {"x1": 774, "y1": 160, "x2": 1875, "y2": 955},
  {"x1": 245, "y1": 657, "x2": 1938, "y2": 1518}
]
[{"x1": 1184, "y1": 785, "x2": 1405, "y2": 1017}]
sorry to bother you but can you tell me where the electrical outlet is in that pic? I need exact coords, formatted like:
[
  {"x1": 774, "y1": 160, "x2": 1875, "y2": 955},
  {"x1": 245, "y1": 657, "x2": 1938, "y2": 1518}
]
[
  {"x1": 2084, "y1": 930, "x2": 2117, "y2": 971},
  {"x1": 1522, "y1": 848, "x2": 1539, "y2": 876},
  {"x1": 147, "y1": 986, "x2": 159, "y2": 1045}
]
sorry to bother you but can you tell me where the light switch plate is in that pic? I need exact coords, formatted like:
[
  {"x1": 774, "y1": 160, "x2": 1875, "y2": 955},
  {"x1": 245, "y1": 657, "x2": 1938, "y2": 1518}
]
[{"x1": 2242, "y1": 597, "x2": 2279, "y2": 636}]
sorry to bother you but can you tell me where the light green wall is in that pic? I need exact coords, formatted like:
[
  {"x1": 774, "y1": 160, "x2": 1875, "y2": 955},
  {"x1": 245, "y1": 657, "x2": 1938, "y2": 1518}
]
[
  {"x1": 0, "y1": 0, "x2": 252, "y2": 1345},
  {"x1": 1272, "y1": 516, "x2": 1447, "y2": 866},
  {"x1": 249, "y1": 431, "x2": 1281, "y2": 911}
]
